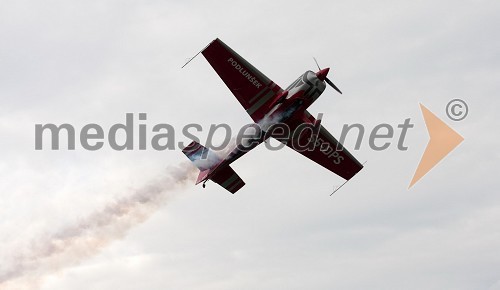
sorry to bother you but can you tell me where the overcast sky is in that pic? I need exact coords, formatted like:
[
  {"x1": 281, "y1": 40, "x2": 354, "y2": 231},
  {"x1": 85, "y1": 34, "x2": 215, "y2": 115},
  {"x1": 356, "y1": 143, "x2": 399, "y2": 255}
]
[{"x1": 1, "y1": 0, "x2": 500, "y2": 289}]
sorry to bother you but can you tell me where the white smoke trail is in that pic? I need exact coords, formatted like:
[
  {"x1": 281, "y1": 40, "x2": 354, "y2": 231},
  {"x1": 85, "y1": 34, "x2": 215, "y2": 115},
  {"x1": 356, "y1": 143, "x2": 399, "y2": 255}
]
[{"x1": 0, "y1": 162, "x2": 197, "y2": 290}]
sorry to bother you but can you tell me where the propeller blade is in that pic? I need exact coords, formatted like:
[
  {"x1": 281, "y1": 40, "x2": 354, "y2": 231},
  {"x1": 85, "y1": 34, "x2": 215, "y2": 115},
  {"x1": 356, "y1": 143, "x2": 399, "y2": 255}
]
[
  {"x1": 313, "y1": 57, "x2": 321, "y2": 70},
  {"x1": 326, "y1": 77, "x2": 342, "y2": 94}
]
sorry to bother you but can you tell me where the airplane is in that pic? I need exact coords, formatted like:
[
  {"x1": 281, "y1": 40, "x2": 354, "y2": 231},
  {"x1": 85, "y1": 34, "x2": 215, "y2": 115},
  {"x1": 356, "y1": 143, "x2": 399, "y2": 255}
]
[{"x1": 182, "y1": 38, "x2": 363, "y2": 194}]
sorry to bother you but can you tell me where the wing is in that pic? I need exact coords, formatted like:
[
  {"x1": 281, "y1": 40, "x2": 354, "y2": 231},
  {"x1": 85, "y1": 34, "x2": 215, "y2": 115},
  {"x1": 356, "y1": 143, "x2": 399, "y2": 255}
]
[
  {"x1": 283, "y1": 111, "x2": 363, "y2": 180},
  {"x1": 202, "y1": 38, "x2": 283, "y2": 122}
]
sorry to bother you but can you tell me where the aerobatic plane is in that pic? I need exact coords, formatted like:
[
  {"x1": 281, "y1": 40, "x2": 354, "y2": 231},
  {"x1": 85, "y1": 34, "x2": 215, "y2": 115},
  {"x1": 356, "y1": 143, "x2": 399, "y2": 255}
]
[{"x1": 182, "y1": 38, "x2": 363, "y2": 194}]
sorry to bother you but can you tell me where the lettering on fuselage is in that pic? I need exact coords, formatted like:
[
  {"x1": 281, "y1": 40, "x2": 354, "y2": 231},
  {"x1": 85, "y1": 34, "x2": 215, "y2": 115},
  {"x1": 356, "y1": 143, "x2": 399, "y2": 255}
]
[{"x1": 227, "y1": 58, "x2": 263, "y2": 89}]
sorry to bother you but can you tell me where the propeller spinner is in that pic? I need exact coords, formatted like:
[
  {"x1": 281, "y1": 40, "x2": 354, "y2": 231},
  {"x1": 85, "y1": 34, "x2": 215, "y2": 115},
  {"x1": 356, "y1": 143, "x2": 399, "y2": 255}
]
[{"x1": 313, "y1": 57, "x2": 342, "y2": 94}]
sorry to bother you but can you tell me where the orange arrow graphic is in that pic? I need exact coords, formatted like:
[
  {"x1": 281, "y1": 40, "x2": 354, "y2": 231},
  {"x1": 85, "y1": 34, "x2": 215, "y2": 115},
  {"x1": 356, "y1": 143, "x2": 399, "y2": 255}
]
[{"x1": 409, "y1": 103, "x2": 464, "y2": 188}]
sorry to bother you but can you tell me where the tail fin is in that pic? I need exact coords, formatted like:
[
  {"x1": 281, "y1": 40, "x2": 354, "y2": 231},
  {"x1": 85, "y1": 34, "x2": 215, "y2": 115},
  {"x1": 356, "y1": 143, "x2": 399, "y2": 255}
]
[
  {"x1": 182, "y1": 141, "x2": 221, "y2": 172},
  {"x1": 182, "y1": 141, "x2": 245, "y2": 194}
]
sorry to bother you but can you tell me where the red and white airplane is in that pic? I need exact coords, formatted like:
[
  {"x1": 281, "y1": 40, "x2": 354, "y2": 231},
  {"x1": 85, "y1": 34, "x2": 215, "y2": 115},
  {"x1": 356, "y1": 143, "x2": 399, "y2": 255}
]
[{"x1": 182, "y1": 38, "x2": 363, "y2": 194}]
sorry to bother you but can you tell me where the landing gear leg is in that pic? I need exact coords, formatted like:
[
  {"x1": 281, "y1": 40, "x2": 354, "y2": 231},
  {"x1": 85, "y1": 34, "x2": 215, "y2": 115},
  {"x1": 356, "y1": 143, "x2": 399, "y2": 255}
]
[{"x1": 202, "y1": 182, "x2": 206, "y2": 188}]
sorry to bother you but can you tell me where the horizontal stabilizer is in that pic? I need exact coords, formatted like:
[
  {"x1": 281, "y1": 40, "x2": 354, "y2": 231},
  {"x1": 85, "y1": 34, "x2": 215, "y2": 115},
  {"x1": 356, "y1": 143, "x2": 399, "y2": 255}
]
[
  {"x1": 182, "y1": 140, "x2": 245, "y2": 194},
  {"x1": 211, "y1": 165, "x2": 245, "y2": 194}
]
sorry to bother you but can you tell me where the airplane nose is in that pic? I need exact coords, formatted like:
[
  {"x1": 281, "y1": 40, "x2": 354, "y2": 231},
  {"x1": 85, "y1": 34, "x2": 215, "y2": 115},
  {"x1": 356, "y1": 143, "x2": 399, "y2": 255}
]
[{"x1": 316, "y1": 67, "x2": 330, "y2": 81}]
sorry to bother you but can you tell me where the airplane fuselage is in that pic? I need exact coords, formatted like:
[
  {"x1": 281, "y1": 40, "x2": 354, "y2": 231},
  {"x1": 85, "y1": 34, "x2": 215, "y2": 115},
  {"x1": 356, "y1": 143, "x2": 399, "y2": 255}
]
[{"x1": 205, "y1": 71, "x2": 328, "y2": 181}]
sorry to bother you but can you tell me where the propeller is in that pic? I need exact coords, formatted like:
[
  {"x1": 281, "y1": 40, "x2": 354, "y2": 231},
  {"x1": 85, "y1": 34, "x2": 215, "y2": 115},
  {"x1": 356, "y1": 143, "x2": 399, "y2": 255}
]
[
  {"x1": 313, "y1": 57, "x2": 321, "y2": 71},
  {"x1": 313, "y1": 57, "x2": 342, "y2": 94}
]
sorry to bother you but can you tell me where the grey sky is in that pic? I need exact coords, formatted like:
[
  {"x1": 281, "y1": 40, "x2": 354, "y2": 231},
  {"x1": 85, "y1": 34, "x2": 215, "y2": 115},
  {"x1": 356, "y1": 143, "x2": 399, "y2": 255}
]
[{"x1": 1, "y1": 0, "x2": 499, "y2": 289}]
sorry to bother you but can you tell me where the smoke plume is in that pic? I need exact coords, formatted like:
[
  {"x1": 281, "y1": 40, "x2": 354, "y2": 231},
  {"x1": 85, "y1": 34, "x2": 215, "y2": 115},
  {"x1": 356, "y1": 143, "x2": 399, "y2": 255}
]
[{"x1": 0, "y1": 162, "x2": 197, "y2": 290}]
